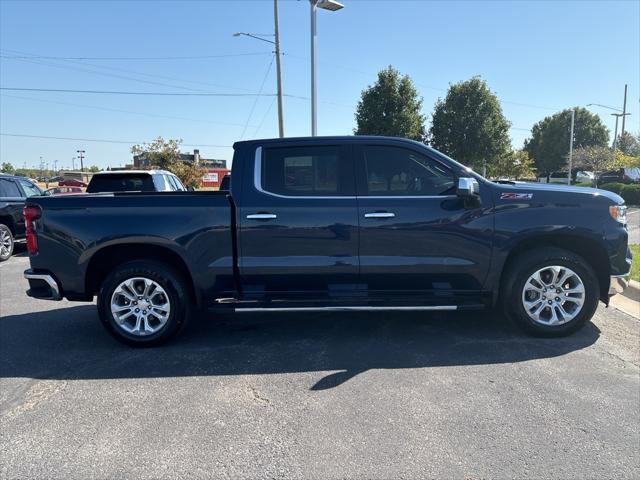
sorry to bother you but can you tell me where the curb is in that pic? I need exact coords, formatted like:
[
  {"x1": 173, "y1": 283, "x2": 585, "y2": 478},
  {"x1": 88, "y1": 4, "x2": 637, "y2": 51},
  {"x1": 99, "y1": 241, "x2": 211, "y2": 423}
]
[{"x1": 624, "y1": 280, "x2": 640, "y2": 302}]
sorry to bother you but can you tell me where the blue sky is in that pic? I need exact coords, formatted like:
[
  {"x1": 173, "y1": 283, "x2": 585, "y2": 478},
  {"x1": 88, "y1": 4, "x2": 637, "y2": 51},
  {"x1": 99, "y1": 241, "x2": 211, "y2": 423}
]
[{"x1": 1, "y1": 0, "x2": 638, "y2": 170}]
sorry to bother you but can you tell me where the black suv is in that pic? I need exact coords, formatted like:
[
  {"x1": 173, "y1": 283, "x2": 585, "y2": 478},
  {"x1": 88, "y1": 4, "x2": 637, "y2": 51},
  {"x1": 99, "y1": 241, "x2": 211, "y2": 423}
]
[{"x1": 0, "y1": 174, "x2": 43, "y2": 261}]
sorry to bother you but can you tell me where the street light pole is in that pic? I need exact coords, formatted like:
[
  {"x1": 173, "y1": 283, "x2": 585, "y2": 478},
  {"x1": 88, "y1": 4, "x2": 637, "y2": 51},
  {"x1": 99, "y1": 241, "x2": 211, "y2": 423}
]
[
  {"x1": 309, "y1": 0, "x2": 343, "y2": 136},
  {"x1": 621, "y1": 83, "x2": 628, "y2": 136},
  {"x1": 273, "y1": 0, "x2": 284, "y2": 138},
  {"x1": 611, "y1": 113, "x2": 622, "y2": 150},
  {"x1": 567, "y1": 109, "x2": 575, "y2": 186},
  {"x1": 310, "y1": 1, "x2": 317, "y2": 136}
]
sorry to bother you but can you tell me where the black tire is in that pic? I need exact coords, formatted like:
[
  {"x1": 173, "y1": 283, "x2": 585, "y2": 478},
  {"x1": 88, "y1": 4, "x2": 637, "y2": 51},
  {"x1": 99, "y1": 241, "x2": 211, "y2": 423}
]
[
  {"x1": 0, "y1": 223, "x2": 14, "y2": 262},
  {"x1": 501, "y1": 247, "x2": 600, "y2": 337},
  {"x1": 97, "y1": 260, "x2": 192, "y2": 346}
]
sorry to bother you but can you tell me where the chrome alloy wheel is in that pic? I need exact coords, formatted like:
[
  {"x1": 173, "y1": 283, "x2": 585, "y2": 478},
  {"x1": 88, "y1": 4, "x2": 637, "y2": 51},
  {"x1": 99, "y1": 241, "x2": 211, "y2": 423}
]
[
  {"x1": 110, "y1": 277, "x2": 171, "y2": 336},
  {"x1": 0, "y1": 228, "x2": 12, "y2": 259},
  {"x1": 521, "y1": 266, "x2": 585, "y2": 326}
]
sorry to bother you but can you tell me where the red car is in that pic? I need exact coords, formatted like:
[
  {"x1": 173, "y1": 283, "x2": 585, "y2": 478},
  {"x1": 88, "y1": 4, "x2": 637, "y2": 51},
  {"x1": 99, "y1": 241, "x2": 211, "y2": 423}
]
[
  {"x1": 46, "y1": 186, "x2": 84, "y2": 195},
  {"x1": 58, "y1": 179, "x2": 88, "y2": 188}
]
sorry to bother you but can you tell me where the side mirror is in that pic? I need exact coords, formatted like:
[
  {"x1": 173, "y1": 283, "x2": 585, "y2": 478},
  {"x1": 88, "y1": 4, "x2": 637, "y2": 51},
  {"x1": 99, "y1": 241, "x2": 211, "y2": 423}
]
[{"x1": 457, "y1": 177, "x2": 479, "y2": 197}]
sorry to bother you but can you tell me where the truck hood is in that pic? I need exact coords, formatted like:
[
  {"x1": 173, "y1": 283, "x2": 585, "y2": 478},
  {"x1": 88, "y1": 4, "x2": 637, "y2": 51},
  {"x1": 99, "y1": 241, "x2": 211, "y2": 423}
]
[{"x1": 494, "y1": 181, "x2": 624, "y2": 204}]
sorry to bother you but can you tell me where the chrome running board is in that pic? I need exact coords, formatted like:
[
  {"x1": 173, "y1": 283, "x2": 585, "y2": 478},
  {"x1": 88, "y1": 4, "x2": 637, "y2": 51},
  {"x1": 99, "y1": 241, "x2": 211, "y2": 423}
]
[{"x1": 234, "y1": 305, "x2": 457, "y2": 313}]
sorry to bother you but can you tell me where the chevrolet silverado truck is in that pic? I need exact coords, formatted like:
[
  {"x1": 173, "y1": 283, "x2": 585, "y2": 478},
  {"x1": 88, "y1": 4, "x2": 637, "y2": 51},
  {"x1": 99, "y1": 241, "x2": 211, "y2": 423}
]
[{"x1": 23, "y1": 136, "x2": 632, "y2": 346}]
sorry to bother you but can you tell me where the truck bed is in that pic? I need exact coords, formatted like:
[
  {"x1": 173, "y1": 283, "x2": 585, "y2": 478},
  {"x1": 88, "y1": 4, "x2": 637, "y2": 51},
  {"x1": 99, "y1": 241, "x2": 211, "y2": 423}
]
[{"x1": 27, "y1": 191, "x2": 236, "y2": 304}]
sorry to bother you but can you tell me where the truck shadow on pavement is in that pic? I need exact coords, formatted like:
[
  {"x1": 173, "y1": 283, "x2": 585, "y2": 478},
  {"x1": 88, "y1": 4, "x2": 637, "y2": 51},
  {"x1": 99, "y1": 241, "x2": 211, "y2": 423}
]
[{"x1": 0, "y1": 305, "x2": 600, "y2": 390}]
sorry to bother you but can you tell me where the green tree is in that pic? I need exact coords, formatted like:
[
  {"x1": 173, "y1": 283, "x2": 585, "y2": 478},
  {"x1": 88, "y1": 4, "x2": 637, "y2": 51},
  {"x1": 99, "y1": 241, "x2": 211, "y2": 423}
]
[
  {"x1": 571, "y1": 146, "x2": 616, "y2": 187},
  {"x1": 616, "y1": 131, "x2": 640, "y2": 157},
  {"x1": 88, "y1": 165, "x2": 101, "y2": 173},
  {"x1": 524, "y1": 108, "x2": 609, "y2": 176},
  {"x1": 1, "y1": 162, "x2": 16, "y2": 175},
  {"x1": 354, "y1": 66, "x2": 425, "y2": 141},
  {"x1": 131, "y1": 137, "x2": 205, "y2": 189},
  {"x1": 428, "y1": 77, "x2": 511, "y2": 174},
  {"x1": 487, "y1": 150, "x2": 536, "y2": 180}
]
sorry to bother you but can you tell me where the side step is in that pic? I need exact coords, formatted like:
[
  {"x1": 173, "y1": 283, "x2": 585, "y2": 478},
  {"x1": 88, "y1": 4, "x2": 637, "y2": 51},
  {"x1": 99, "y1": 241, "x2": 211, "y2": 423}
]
[{"x1": 233, "y1": 305, "x2": 458, "y2": 313}]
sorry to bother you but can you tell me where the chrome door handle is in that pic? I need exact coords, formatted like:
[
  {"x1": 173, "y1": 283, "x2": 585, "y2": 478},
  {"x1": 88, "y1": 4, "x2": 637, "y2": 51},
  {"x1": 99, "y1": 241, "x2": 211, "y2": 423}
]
[
  {"x1": 364, "y1": 212, "x2": 395, "y2": 218},
  {"x1": 246, "y1": 213, "x2": 277, "y2": 220}
]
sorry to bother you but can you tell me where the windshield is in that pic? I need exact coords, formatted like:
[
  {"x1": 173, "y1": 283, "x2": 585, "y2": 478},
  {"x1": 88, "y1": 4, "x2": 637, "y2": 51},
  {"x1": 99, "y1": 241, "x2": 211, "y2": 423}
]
[{"x1": 18, "y1": 178, "x2": 43, "y2": 197}]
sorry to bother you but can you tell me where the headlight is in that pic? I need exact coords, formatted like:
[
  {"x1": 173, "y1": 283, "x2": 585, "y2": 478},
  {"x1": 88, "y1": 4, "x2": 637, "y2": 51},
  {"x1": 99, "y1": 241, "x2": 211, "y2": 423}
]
[{"x1": 609, "y1": 205, "x2": 627, "y2": 224}]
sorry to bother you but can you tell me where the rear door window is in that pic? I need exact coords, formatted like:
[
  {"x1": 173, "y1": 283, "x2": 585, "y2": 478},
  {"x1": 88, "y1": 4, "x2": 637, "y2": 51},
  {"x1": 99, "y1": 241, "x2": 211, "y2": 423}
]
[{"x1": 261, "y1": 145, "x2": 354, "y2": 196}]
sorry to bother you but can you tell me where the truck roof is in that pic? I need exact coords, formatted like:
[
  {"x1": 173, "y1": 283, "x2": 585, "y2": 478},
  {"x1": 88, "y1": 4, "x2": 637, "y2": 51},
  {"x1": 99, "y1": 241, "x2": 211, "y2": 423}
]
[{"x1": 233, "y1": 135, "x2": 428, "y2": 149}]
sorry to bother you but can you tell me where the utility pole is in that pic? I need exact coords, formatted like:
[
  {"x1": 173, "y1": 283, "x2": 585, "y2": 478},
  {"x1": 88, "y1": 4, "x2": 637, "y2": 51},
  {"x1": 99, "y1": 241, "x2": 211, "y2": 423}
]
[
  {"x1": 611, "y1": 113, "x2": 622, "y2": 149},
  {"x1": 77, "y1": 150, "x2": 85, "y2": 172},
  {"x1": 621, "y1": 84, "x2": 628, "y2": 135},
  {"x1": 39, "y1": 156, "x2": 43, "y2": 180},
  {"x1": 53, "y1": 159, "x2": 58, "y2": 175},
  {"x1": 72, "y1": 157, "x2": 76, "y2": 170},
  {"x1": 274, "y1": 0, "x2": 284, "y2": 137},
  {"x1": 567, "y1": 109, "x2": 575, "y2": 185}
]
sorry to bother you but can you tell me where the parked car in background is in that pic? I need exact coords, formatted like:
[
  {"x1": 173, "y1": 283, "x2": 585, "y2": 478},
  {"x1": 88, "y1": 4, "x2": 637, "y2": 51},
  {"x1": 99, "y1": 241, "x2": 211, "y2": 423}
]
[
  {"x1": 59, "y1": 178, "x2": 88, "y2": 188},
  {"x1": 46, "y1": 186, "x2": 84, "y2": 196},
  {"x1": 23, "y1": 136, "x2": 631, "y2": 346},
  {"x1": 539, "y1": 171, "x2": 594, "y2": 184},
  {"x1": 0, "y1": 174, "x2": 43, "y2": 261},
  {"x1": 86, "y1": 170, "x2": 186, "y2": 193},
  {"x1": 598, "y1": 167, "x2": 640, "y2": 185}
]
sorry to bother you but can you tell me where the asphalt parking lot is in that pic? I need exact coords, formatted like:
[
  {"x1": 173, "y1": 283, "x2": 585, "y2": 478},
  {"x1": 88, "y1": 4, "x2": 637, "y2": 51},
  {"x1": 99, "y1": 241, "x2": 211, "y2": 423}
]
[{"x1": 1, "y1": 251, "x2": 639, "y2": 479}]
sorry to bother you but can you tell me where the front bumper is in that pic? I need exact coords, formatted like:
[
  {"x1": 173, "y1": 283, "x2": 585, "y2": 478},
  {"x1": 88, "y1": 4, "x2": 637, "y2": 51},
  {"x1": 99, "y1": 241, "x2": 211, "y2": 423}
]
[
  {"x1": 609, "y1": 273, "x2": 630, "y2": 296},
  {"x1": 24, "y1": 269, "x2": 62, "y2": 301}
]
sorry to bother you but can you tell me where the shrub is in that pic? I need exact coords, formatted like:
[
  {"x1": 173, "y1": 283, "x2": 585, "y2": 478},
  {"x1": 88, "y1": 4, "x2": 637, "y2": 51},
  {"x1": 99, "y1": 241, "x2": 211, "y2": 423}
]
[
  {"x1": 599, "y1": 183, "x2": 625, "y2": 194},
  {"x1": 600, "y1": 183, "x2": 640, "y2": 204},
  {"x1": 621, "y1": 184, "x2": 640, "y2": 205}
]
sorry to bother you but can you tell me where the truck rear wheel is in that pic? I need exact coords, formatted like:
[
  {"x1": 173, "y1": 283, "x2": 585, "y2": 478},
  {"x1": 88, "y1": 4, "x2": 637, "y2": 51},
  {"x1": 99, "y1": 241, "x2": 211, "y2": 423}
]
[
  {"x1": 97, "y1": 260, "x2": 191, "y2": 346},
  {"x1": 0, "y1": 224, "x2": 14, "y2": 262},
  {"x1": 501, "y1": 247, "x2": 599, "y2": 336}
]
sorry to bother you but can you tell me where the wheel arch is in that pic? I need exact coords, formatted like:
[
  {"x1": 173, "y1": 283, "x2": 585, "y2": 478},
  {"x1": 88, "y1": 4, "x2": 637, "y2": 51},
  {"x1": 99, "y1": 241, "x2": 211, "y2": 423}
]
[
  {"x1": 85, "y1": 243, "x2": 199, "y2": 307},
  {"x1": 499, "y1": 234, "x2": 610, "y2": 304},
  {"x1": 0, "y1": 215, "x2": 16, "y2": 234}
]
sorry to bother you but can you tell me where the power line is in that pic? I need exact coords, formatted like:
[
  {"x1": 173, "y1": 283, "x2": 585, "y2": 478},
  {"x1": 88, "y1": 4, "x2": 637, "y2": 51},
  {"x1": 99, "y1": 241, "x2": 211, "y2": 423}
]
[
  {"x1": 240, "y1": 55, "x2": 275, "y2": 140},
  {"x1": 0, "y1": 52, "x2": 271, "y2": 61},
  {"x1": 0, "y1": 93, "x2": 259, "y2": 128},
  {"x1": 2, "y1": 48, "x2": 263, "y2": 94},
  {"x1": 0, "y1": 133, "x2": 231, "y2": 148},
  {"x1": 0, "y1": 87, "x2": 282, "y2": 97},
  {"x1": 254, "y1": 97, "x2": 277, "y2": 137}
]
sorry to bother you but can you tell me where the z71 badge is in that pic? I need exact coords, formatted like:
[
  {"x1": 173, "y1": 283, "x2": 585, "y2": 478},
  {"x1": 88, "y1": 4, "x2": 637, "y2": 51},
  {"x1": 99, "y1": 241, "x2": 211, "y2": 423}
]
[{"x1": 500, "y1": 192, "x2": 533, "y2": 200}]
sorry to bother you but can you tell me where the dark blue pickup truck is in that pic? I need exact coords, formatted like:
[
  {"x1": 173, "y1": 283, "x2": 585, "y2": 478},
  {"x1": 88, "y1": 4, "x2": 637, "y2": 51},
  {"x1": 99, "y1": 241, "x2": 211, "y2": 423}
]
[{"x1": 23, "y1": 136, "x2": 632, "y2": 345}]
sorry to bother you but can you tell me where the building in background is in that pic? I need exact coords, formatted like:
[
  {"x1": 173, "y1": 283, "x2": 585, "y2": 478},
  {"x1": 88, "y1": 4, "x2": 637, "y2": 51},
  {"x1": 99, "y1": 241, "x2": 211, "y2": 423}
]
[
  {"x1": 201, "y1": 167, "x2": 230, "y2": 189},
  {"x1": 133, "y1": 149, "x2": 227, "y2": 169}
]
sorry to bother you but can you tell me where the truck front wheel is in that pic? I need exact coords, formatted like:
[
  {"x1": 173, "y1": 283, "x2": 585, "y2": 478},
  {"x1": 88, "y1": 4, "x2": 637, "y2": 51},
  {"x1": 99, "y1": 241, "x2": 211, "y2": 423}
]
[
  {"x1": 97, "y1": 260, "x2": 191, "y2": 346},
  {"x1": 501, "y1": 247, "x2": 600, "y2": 336}
]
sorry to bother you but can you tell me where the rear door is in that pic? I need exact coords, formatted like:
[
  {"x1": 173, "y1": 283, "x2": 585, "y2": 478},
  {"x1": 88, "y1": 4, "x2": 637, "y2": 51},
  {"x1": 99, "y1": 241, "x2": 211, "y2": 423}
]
[
  {"x1": 237, "y1": 141, "x2": 359, "y2": 297},
  {"x1": 355, "y1": 142, "x2": 492, "y2": 297}
]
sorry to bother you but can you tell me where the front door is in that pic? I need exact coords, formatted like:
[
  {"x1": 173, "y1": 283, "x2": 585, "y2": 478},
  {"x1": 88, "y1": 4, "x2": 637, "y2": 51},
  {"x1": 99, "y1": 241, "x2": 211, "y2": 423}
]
[
  {"x1": 238, "y1": 142, "x2": 359, "y2": 297},
  {"x1": 355, "y1": 143, "x2": 493, "y2": 297}
]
